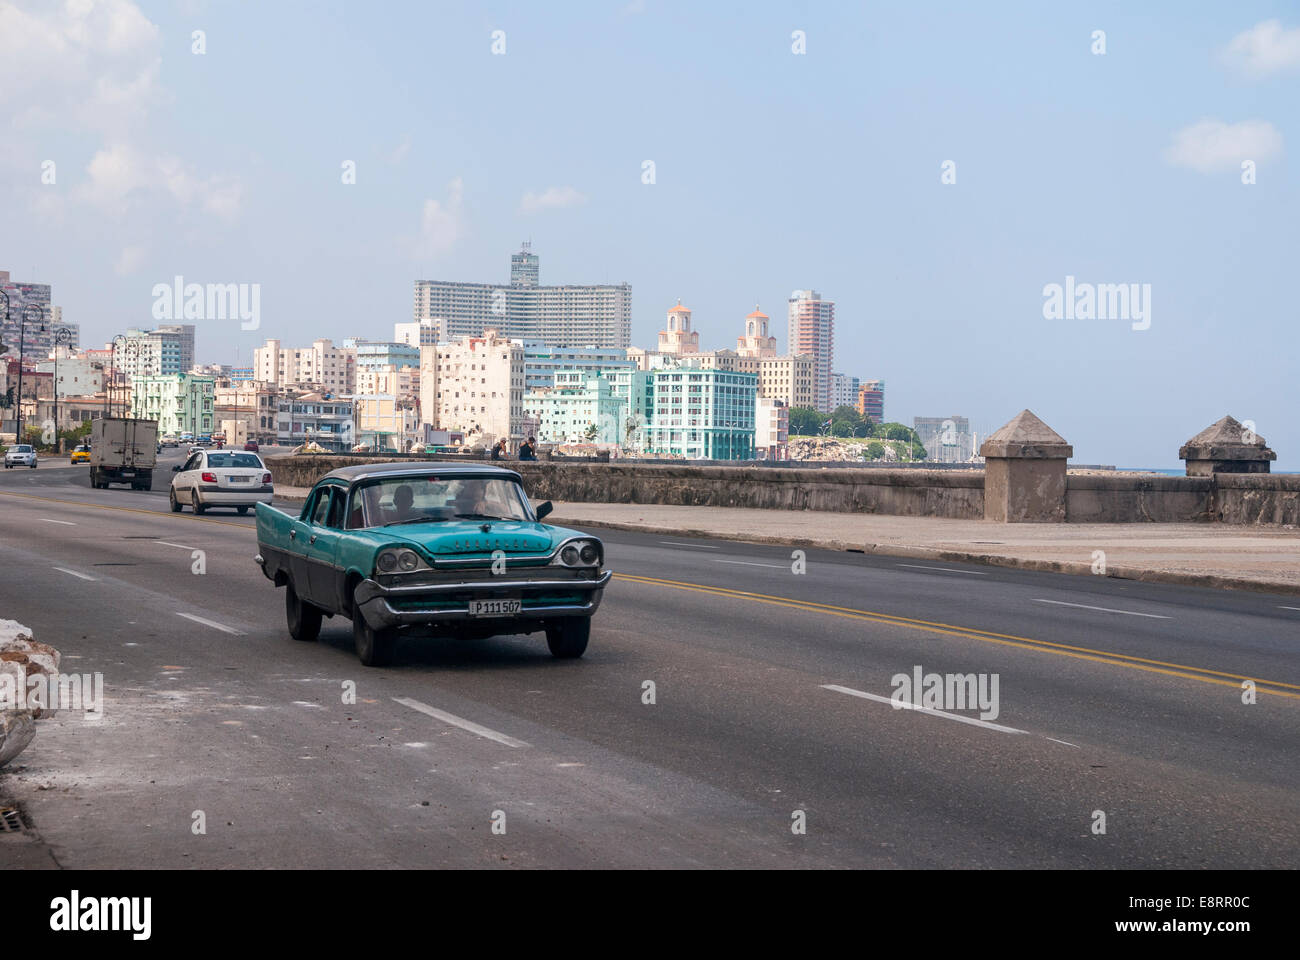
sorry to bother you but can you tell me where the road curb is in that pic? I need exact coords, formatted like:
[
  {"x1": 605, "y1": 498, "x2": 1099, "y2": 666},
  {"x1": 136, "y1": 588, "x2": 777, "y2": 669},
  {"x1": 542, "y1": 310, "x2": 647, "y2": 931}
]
[{"x1": 551, "y1": 515, "x2": 1300, "y2": 597}]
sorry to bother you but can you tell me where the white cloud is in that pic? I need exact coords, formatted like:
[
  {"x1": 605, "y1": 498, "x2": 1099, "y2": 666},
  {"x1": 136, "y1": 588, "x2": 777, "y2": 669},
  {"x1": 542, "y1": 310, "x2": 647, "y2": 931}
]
[
  {"x1": 414, "y1": 178, "x2": 465, "y2": 259},
  {"x1": 518, "y1": 185, "x2": 587, "y2": 215},
  {"x1": 1222, "y1": 20, "x2": 1300, "y2": 76},
  {"x1": 74, "y1": 143, "x2": 243, "y2": 219},
  {"x1": 1163, "y1": 119, "x2": 1283, "y2": 174},
  {"x1": 0, "y1": 0, "x2": 164, "y2": 133},
  {"x1": 114, "y1": 245, "x2": 147, "y2": 276}
]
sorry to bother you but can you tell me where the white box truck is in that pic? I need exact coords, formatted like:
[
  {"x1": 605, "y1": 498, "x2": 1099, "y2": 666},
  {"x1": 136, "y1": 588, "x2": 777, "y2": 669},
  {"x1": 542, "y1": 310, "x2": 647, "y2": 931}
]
[{"x1": 90, "y1": 417, "x2": 158, "y2": 490}]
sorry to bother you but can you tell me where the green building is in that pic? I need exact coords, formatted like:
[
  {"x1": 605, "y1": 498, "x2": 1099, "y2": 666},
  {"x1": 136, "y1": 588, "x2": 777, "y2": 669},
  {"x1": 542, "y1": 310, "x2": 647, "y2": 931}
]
[
  {"x1": 643, "y1": 362, "x2": 756, "y2": 460},
  {"x1": 131, "y1": 373, "x2": 216, "y2": 436}
]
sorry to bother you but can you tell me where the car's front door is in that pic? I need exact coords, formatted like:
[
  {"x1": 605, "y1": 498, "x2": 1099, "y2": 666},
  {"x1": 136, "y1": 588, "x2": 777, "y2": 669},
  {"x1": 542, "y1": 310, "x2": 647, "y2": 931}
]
[
  {"x1": 176, "y1": 452, "x2": 203, "y2": 498},
  {"x1": 289, "y1": 488, "x2": 329, "y2": 597},
  {"x1": 305, "y1": 485, "x2": 348, "y2": 612}
]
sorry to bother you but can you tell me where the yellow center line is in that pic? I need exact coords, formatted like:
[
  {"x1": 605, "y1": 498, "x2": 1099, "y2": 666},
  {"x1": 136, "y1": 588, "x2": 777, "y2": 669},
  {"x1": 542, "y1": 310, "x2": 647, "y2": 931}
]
[
  {"x1": 614, "y1": 573, "x2": 1300, "y2": 700},
  {"x1": 6, "y1": 489, "x2": 1293, "y2": 700}
]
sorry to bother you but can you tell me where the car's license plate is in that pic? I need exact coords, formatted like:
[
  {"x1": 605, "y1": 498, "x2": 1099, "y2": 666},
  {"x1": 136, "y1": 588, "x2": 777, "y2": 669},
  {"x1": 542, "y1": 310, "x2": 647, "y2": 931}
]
[
  {"x1": 229, "y1": 476, "x2": 250, "y2": 483},
  {"x1": 469, "y1": 599, "x2": 520, "y2": 617}
]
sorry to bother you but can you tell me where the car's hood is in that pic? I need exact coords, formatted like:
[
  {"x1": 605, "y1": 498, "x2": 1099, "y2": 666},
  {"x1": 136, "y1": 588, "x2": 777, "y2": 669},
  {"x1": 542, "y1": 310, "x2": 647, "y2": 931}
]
[{"x1": 350, "y1": 521, "x2": 588, "y2": 557}]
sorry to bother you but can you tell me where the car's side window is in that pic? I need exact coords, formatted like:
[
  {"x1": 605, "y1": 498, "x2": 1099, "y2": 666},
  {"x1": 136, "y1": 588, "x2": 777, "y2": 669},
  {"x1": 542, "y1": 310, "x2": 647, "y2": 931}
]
[
  {"x1": 326, "y1": 488, "x2": 347, "y2": 529},
  {"x1": 311, "y1": 489, "x2": 332, "y2": 526},
  {"x1": 346, "y1": 489, "x2": 365, "y2": 529},
  {"x1": 184, "y1": 454, "x2": 200, "y2": 471}
]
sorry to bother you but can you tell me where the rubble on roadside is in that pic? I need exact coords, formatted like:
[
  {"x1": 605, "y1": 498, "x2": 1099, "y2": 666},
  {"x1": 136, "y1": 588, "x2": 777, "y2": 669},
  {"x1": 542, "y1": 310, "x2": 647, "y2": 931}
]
[{"x1": 0, "y1": 620, "x2": 61, "y2": 768}]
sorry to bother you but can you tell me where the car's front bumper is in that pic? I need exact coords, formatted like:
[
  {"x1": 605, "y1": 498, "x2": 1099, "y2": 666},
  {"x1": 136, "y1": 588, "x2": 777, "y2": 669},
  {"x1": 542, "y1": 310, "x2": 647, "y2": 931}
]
[{"x1": 354, "y1": 569, "x2": 613, "y2": 630}]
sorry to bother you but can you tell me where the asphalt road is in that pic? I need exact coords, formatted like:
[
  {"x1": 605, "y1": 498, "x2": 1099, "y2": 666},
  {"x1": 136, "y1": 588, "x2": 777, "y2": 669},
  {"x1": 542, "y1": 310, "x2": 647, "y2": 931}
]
[{"x1": 1, "y1": 453, "x2": 1297, "y2": 868}]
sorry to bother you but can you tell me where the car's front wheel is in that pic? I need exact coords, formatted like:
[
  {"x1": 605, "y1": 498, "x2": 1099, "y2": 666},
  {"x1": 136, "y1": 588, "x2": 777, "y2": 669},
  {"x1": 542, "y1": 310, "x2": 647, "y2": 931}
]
[
  {"x1": 285, "y1": 580, "x2": 322, "y2": 642},
  {"x1": 545, "y1": 618, "x2": 590, "y2": 659},
  {"x1": 169, "y1": 488, "x2": 182, "y2": 512},
  {"x1": 353, "y1": 613, "x2": 396, "y2": 667},
  {"x1": 191, "y1": 490, "x2": 205, "y2": 515}
]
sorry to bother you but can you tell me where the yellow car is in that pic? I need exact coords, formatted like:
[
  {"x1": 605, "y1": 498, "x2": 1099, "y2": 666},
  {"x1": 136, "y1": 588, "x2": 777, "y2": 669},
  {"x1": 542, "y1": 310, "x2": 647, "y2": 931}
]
[{"x1": 70, "y1": 445, "x2": 91, "y2": 464}]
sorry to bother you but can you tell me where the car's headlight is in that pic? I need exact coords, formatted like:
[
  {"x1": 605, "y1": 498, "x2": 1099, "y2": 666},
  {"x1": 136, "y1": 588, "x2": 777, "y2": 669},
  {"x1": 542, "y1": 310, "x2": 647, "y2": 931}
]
[
  {"x1": 377, "y1": 548, "x2": 426, "y2": 575},
  {"x1": 554, "y1": 539, "x2": 601, "y2": 568}
]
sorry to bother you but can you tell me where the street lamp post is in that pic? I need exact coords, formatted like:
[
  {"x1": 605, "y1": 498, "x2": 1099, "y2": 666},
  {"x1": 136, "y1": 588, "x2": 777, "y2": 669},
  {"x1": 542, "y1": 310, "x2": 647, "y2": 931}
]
[
  {"x1": 15, "y1": 303, "x2": 45, "y2": 444},
  {"x1": 52, "y1": 327, "x2": 74, "y2": 452}
]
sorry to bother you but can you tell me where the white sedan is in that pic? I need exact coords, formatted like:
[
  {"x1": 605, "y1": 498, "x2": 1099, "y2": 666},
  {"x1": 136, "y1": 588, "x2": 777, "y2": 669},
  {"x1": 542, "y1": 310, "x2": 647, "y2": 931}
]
[
  {"x1": 169, "y1": 449, "x2": 274, "y2": 515},
  {"x1": 4, "y1": 444, "x2": 38, "y2": 468}
]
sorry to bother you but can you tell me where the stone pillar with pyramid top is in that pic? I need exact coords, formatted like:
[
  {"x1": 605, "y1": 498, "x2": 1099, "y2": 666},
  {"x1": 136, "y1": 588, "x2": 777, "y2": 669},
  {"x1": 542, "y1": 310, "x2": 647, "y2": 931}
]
[
  {"x1": 1178, "y1": 415, "x2": 1276, "y2": 476},
  {"x1": 979, "y1": 410, "x2": 1073, "y2": 522}
]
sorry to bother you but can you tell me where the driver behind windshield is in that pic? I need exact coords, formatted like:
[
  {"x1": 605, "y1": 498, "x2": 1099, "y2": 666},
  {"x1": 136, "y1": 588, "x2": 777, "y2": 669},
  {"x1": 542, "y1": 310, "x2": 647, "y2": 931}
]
[{"x1": 390, "y1": 483, "x2": 417, "y2": 521}]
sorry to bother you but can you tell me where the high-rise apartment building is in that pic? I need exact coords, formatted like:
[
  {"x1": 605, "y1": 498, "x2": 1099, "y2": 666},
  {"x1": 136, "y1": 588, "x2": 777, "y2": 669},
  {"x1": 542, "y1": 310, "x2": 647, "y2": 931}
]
[
  {"x1": 788, "y1": 289, "x2": 835, "y2": 412},
  {"x1": 857, "y1": 379, "x2": 884, "y2": 423},
  {"x1": 0, "y1": 270, "x2": 57, "y2": 360},
  {"x1": 831, "y1": 373, "x2": 860, "y2": 410},
  {"x1": 253, "y1": 338, "x2": 356, "y2": 393},
  {"x1": 112, "y1": 327, "x2": 187, "y2": 380},
  {"x1": 419, "y1": 329, "x2": 525, "y2": 441},
  {"x1": 413, "y1": 245, "x2": 631, "y2": 348}
]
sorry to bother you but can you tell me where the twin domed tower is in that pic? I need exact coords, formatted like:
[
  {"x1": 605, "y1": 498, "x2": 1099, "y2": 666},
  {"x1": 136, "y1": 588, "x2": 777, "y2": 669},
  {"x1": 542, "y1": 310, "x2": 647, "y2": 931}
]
[{"x1": 655, "y1": 301, "x2": 777, "y2": 358}]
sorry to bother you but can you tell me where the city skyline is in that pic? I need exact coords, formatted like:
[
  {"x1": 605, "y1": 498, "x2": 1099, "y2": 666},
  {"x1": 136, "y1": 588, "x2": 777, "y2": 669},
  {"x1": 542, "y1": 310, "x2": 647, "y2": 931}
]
[{"x1": 0, "y1": 2, "x2": 1295, "y2": 467}]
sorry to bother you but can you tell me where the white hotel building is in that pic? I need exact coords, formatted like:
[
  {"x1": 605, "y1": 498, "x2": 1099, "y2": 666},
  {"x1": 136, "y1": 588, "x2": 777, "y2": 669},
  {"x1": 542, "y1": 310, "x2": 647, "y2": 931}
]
[{"x1": 413, "y1": 244, "x2": 632, "y2": 349}]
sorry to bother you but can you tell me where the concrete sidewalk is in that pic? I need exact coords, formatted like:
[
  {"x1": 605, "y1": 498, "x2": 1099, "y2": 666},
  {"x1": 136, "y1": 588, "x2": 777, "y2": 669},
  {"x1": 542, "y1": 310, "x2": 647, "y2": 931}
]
[{"x1": 273, "y1": 487, "x2": 1300, "y2": 595}]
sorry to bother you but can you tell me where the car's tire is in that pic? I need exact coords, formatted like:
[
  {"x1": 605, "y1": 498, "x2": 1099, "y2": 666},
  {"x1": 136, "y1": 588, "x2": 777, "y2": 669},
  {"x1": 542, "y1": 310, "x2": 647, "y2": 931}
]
[
  {"x1": 191, "y1": 490, "x2": 205, "y2": 515},
  {"x1": 285, "y1": 580, "x2": 322, "y2": 643},
  {"x1": 169, "y1": 488, "x2": 182, "y2": 512},
  {"x1": 545, "y1": 618, "x2": 591, "y2": 659},
  {"x1": 236, "y1": 505, "x2": 249, "y2": 515},
  {"x1": 353, "y1": 613, "x2": 396, "y2": 667}
]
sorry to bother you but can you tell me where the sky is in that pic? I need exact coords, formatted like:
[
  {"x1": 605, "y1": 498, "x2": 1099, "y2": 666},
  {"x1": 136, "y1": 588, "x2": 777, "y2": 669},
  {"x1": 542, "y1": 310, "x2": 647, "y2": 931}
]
[{"x1": 0, "y1": 0, "x2": 1296, "y2": 468}]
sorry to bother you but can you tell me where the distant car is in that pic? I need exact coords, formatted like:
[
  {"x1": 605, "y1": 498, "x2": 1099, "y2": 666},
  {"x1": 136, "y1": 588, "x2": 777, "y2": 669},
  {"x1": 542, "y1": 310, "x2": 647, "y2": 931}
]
[
  {"x1": 254, "y1": 462, "x2": 610, "y2": 666},
  {"x1": 169, "y1": 449, "x2": 273, "y2": 515},
  {"x1": 70, "y1": 445, "x2": 91, "y2": 464},
  {"x1": 4, "y1": 445, "x2": 38, "y2": 469},
  {"x1": 243, "y1": 440, "x2": 259, "y2": 452},
  {"x1": 196, "y1": 435, "x2": 214, "y2": 447},
  {"x1": 160, "y1": 435, "x2": 178, "y2": 448}
]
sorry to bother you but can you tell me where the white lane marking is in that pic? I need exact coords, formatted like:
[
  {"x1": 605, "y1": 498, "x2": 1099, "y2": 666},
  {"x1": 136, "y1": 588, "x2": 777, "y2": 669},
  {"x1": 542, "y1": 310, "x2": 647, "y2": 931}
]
[
  {"x1": 820, "y1": 684, "x2": 1028, "y2": 735},
  {"x1": 896, "y1": 563, "x2": 988, "y2": 576},
  {"x1": 713, "y1": 558, "x2": 786, "y2": 569},
  {"x1": 1031, "y1": 598, "x2": 1171, "y2": 620},
  {"x1": 156, "y1": 541, "x2": 198, "y2": 550},
  {"x1": 53, "y1": 566, "x2": 97, "y2": 581},
  {"x1": 1046, "y1": 737, "x2": 1080, "y2": 748},
  {"x1": 393, "y1": 696, "x2": 530, "y2": 749},
  {"x1": 175, "y1": 612, "x2": 245, "y2": 635},
  {"x1": 658, "y1": 541, "x2": 720, "y2": 549},
  {"x1": 1279, "y1": 606, "x2": 1300, "y2": 612},
  {"x1": 39, "y1": 518, "x2": 76, "y2": 525}
]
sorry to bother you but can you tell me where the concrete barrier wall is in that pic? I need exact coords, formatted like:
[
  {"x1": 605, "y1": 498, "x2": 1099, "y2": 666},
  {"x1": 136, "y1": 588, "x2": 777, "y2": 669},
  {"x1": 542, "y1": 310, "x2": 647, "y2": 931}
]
[
  {"x1": 1065, "y1": 475, "x2": 1214, "y2": 523},
  {"x1": 265, "y1": 455, "x2": 986, "y2": 518},
  {"x1": 1212, "y1": 474, "x2": 1300, "y2": 525},
  {"x1": 265, "y1": 455, "x2": 1300, "y2": 525}
]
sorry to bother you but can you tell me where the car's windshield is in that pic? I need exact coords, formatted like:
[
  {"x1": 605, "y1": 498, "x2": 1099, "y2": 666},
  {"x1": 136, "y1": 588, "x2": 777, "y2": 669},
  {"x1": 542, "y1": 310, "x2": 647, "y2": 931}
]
[
  {"x1": 12, "y1": 445, "x2": 32, "y2": 453},
  {"x1": 206, "y1": 453, "x2": 263, "y2": 469},
  {"x1": 350, "y1": 475, "x2": 532, "y2": 528}
]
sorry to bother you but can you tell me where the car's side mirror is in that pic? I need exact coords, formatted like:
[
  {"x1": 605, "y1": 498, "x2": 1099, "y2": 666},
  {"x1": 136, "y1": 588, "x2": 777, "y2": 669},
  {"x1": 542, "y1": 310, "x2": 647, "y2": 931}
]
[
  {"x1": 535, "y1": 500, "x2": 553, "y2": 521},
  {"x1": 172, "y1": 465, "x2": 181, "y2": 472}
]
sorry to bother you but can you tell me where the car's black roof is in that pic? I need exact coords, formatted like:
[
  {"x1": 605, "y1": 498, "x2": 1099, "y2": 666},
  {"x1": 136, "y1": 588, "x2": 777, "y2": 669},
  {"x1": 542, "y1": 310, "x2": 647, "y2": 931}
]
[{"x1": 321, "y1": 460, "x2": 522, "y2": 485}]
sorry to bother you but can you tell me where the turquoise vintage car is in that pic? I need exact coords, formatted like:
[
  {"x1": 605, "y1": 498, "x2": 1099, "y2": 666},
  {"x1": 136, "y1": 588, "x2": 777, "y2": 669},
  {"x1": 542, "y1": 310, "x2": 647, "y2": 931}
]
[{"x1": 254, "y1": 462, "x2": 611, "y2": 666}]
